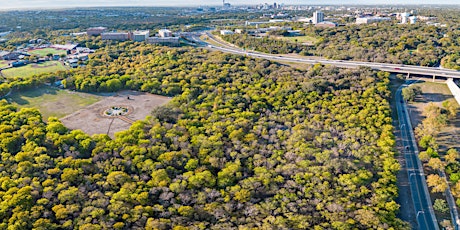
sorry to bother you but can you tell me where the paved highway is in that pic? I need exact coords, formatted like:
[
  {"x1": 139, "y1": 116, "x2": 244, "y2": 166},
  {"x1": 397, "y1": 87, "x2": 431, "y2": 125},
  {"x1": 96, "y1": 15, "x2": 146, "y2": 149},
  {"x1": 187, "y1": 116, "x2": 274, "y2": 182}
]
[
  {"x1": 192, "y1": 33, "x2": 460, "y2": 79},
  {"x1": 397, "y1": 82, "x2": 439, "y2": 230}
]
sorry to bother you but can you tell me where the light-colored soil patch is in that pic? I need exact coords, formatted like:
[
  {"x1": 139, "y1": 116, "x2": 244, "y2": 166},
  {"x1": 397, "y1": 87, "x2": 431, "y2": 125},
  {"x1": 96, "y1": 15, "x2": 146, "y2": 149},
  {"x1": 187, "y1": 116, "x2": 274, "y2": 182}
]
[
  {"x1": 60, "y1": 91, "x2": 171, "y2": 138},
  {"x1": 407, "y1": 80, "x2": 460, "y2": 152},
  {"x1": 7, "y1": 86, "x2": 102, "y2": 119}
]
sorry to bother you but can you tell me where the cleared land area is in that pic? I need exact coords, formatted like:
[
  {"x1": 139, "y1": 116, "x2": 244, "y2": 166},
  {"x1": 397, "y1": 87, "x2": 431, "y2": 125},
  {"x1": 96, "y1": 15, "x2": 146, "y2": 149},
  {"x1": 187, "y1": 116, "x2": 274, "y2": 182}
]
[
  {"x1": 7, "y1": 86, "x2": 102, "y2": 119},
  {"x1": 61, "y1": 91, "x2": 171, "y2": 138},
  {"x1": 2, "y1": 61, "x2": 67, "y2": 78},
  {"x1": 275, "y1": 35, "x2": 318, "y2": 45},
  {"x1": 28, "y1": 48, "x2": 67, "y2": 57}
]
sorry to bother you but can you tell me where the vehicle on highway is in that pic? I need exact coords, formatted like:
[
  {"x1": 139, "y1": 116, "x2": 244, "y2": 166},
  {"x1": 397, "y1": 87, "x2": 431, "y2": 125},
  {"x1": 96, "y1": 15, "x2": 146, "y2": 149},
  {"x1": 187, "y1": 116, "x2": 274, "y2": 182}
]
[{"x1": 395, "y1": 68, "x2": 401, "y2": 70}]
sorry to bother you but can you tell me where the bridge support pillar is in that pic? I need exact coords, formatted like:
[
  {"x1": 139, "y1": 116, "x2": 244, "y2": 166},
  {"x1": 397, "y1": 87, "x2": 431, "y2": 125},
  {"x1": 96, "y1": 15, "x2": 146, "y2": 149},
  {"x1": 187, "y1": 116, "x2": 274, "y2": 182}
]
[
  {"x1": 433, "y1": 75, "x2": 436, "y2": 82},
  {"x1": 406, "y1": 73, "x2": 410, "y2": 79}
]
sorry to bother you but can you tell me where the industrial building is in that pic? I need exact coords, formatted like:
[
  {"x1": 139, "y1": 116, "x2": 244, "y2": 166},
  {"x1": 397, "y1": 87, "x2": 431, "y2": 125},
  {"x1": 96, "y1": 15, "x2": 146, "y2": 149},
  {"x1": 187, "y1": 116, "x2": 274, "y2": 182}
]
[
  {"x1": 87, "y1": 27, "x2": 107, "y2": 36},
  {"x1": 133, "y1": 30, "x2": 150, "y2": 42},
  {"x1": 101, "y1": 32, "x2": 133, "y2": 41}
]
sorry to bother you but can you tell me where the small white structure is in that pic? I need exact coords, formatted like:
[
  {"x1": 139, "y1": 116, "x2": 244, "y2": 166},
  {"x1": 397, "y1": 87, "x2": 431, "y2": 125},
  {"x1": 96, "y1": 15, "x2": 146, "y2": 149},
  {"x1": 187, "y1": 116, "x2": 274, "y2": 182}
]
[
  {"x1": 158, "y1": 29, "x2": 172, "y2": 38},
  {"x1": 409, "y1": 16, "x2": 417, "y2": 24},
  {"x1": 401, "y1": 12, "x2": 410, "y2": 24},
  {"x1": 220, "y1": 30, "x2": 234, "y2": 35}
]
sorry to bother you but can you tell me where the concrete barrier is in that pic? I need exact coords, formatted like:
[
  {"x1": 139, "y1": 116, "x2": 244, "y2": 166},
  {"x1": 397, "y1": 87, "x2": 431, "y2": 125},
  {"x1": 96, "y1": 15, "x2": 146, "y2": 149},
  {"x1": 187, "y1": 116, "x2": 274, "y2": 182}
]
[{"x1": 446, "y1": 78, "x2": 460, "y2": 106}]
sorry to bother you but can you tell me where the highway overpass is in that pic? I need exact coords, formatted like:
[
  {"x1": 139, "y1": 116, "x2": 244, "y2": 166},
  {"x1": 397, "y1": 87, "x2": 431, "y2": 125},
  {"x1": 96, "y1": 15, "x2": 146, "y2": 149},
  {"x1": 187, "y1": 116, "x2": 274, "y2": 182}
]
[{"x1": 190, "y1": 33, "x2": 460, "y2": 80}]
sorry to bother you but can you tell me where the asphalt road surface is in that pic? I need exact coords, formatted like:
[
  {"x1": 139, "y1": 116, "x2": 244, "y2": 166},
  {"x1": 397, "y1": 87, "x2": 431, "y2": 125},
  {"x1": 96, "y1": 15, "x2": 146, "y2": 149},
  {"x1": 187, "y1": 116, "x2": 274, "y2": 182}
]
[
  {"x1": 396, "y1": 81, "x2": 439, "y2": 230},
  {"x1": 194, "y1": 33, "x2": 460, "y2": 79}
]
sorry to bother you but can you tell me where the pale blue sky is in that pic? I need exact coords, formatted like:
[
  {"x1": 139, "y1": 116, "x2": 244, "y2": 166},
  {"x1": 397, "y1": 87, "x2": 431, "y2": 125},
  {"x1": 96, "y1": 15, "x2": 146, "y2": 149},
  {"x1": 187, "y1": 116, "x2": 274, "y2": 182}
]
[{"x1": 1, "y1": 0, "x2": 459, "y2": 10}]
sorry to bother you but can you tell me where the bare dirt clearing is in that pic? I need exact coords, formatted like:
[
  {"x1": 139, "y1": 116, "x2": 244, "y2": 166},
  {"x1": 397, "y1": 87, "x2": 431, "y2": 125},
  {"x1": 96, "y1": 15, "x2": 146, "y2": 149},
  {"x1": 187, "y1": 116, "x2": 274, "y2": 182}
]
[{"x1": 60, "y1": 90, "x2": 171, "y2": 138}]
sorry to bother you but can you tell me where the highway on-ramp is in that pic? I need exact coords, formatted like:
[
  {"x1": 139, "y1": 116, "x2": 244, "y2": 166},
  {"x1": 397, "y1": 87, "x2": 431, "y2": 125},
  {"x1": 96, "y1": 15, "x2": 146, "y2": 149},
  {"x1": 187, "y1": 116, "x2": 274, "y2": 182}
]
[
  {"x1": 396, "y1": 82, "x2": 439, "y2": 230},
  {"x1": 191, "y1": 33, "x2": 460, "y2": 79}
]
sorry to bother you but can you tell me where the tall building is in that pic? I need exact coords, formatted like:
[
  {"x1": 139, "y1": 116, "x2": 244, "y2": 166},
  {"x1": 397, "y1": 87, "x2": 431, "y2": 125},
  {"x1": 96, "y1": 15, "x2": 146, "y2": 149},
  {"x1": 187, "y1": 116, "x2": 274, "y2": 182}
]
[
  {"x1": 133, "y1": 30, "x2": 150, "y2": 42},
  {"x1": 158, "y1": 29, "x2": 172, "y2": 38},
  {"x1": 312, "y1": 11, "x2": 324, "y2": 24},
  {"x1": 401, "y1": 12, "x2": 410, "y2": 24}
]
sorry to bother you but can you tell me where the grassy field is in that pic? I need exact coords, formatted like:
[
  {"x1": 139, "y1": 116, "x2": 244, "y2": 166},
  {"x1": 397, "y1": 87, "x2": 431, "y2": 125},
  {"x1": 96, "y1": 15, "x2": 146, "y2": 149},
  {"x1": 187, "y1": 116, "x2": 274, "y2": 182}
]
[
  {"x1": 275, "y1": 35, "x2": 318, "y2": 45},
  {"x1": 2, "y1": 61, "x2": 67, "y2": 78},
  {"x1": 28, "y1": 48, "x2": 67, "y2": 57},
  {"x1": 7, "y1": 86, "x2": 102, "y2": 119}
]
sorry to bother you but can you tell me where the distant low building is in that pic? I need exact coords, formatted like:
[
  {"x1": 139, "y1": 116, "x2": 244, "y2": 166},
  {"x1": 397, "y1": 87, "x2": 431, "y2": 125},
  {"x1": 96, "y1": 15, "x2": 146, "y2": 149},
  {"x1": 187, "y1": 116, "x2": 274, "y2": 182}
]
[
  {"x1": 133, "y1": 30, "x2": 150, "y2": 42},
  {"x1": 10, "y1": 60, "x2": 28, "y2": 67},
  {"x1": 0, "y1": 51, "x2": 10, "y2": 60},
  {"x1": 2, "y1": 52, "x2": 29, "y2": 60},
  {"x1": 356, "y1": 17, "x2": 391, "y2": 24},
  {"x1": 158, "y1": 29, "x2": 172, "y2": 38},
  {"x1": 245, "y1": 21, "x2": 271, "y2": 26},
  {"x1": 146, "y1": 37, "x2": 180, "y2": 46},
  {"x1": 65, "y1": 59, "x2": 79, "y2": 68},
  {"x1": 87, "y1": 27, "x2": 107, "y2": 36},
  {"x1": 315, "y1": 21, "x2": 338, "y2": 28},
  {"x1": 287, "y1": 30, "x2": 301, "y2": 36},
  {"x1": 101, "y1": 32, "x2": 133, "y2": 41},
  {"x1": 220, "y1": 30, "x2": 234, "y2": 35}
]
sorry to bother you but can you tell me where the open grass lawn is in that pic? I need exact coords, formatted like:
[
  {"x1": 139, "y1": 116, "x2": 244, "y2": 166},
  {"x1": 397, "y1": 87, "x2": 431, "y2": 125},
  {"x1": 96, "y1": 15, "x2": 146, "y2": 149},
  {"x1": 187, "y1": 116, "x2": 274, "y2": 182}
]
[
  {"x1": 28, "y1": 48, "x2": 67, "y2": 57},
  {"x1": 7, "y1": 86, "x2": 102, "y2": 119},
  {"x1": 2, "y1": 61, "x2": 67, "y2": 78},
  {"x1": 275, "y1": 35, "x2": 318, "y2": 45}
]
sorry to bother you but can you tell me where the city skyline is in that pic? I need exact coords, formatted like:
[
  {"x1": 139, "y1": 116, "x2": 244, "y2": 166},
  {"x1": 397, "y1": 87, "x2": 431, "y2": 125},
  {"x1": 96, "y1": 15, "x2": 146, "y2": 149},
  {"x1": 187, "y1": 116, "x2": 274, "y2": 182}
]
[{"x1": 2, "y1": 0, "x2": 460, "y2": 10}]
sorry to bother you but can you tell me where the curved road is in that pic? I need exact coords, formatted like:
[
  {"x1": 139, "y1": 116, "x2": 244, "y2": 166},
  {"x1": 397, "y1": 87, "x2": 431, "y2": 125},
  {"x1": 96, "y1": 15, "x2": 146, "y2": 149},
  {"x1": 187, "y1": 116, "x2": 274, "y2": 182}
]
[{"x1": 193, "y1": 33, "x2": 460, "y2": 79}]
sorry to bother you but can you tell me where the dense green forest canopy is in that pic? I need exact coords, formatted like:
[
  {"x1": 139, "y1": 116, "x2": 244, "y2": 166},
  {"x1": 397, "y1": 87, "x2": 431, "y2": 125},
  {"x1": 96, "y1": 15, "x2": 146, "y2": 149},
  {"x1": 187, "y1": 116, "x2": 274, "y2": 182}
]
[{"x1": 0, "y1": 42, "x2": 406, "y2": 229}]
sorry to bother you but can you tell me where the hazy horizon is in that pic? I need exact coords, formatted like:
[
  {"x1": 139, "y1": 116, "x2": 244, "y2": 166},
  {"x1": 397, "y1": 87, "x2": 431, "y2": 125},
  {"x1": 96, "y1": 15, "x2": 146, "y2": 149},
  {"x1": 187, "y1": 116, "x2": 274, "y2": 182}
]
[{"x1": 2, "y1": 0, "x2": 459, "y2": 10}]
